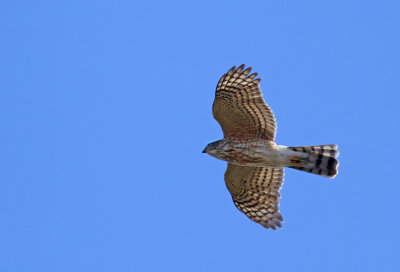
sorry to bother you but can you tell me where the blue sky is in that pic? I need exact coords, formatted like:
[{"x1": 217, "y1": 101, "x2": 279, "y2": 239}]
[{"x1": 1, "y1": 1, "x2": 399, "y2": 271}]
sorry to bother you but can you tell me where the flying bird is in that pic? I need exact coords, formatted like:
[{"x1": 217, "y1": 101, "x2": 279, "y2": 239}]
[{"x1": 203, "y1": 64, "x2": 339, "y2": 230}]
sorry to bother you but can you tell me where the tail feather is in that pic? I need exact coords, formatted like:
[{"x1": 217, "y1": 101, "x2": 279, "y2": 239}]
[{"x1": 288, "y1": 144, "x2": 339, "y2": 178}]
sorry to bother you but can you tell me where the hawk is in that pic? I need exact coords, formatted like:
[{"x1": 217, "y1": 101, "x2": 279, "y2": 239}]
[{"x1": 203, "y1": 64, "x2": 339, "y2": 230}]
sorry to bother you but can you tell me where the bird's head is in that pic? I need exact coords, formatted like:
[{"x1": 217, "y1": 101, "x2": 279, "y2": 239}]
[{"x1": 202, "y1": 140, "x2": 223, "y2": 155}]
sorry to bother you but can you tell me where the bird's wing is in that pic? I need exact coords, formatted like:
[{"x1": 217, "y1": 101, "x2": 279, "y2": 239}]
[
  {"x1": 224, "y1": 163, "x2": 284, "y2": 230},
  {"x1": 213, "y1": 64, "x2": 277, "y2": 140}
]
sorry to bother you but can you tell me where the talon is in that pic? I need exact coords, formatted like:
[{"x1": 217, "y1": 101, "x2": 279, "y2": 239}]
[{"x1": 290, "y1": 157, "x2": 305, "y2": 164}]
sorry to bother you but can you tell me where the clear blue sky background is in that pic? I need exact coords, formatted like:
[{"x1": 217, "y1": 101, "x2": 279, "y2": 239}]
[{"x1": 1, "y1": 1, "x2": 399, "y2": 271}]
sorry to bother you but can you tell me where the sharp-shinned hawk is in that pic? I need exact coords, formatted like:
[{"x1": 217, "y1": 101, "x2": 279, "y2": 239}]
[{"x1": 203, "y1": 64, "x2": 339, "y2": 230}]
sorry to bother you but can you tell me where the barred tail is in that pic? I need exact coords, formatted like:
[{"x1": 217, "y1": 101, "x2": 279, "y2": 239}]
[{"x1": 287, "y1": 144, "x2": 339, "y2": 178}]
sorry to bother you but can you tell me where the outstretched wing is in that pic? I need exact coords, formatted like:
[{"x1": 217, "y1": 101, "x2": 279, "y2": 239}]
[
  {"x1": 224, "y1": 163, "x2": 284, "y2": 230},
  {"x1": 213, "y1": 64, "x2": 277, "y2": 140}
]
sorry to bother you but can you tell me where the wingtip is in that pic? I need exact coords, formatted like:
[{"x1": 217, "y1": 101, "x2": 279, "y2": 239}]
[
  {"x1": 229, "y1": 64, "x2": 256, "y2": 75},
  {"x1": 254, "y1": 77, "x2": 262, "y2": 83},
  {"x1": 242, "y1": 66, "x2": 252, "y2": 76},
  {"x1": 236, "y1": 64, "x2": 245, "y2": 73},
  {"x1": 227, "y1": 65, "x2": 236, "y2": 75}
]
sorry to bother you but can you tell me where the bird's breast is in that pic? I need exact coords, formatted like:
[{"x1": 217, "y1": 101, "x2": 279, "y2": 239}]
[{"x1": 213, "y1": 140, "x2": 286, "y2": 167}]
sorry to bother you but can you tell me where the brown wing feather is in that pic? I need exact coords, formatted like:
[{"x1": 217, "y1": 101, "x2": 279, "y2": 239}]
[
  {"x1": 213, "y1": 64, "x2": 277, "y2": 140},
  {"x1": 224, "y1": 163, "x2": 284, "y2": 230}
]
